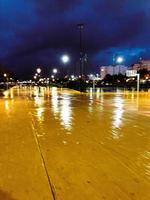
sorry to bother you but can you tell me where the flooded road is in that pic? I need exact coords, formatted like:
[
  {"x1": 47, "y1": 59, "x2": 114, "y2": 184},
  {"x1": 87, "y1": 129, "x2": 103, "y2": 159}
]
[{"x1": 0, "y1": 86, "x2": 150, "y2": 200}]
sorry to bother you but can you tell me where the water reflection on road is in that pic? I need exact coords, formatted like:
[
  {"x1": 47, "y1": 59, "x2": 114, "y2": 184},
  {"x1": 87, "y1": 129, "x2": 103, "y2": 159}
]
[
  {"x1": 28, "y1": 87, "x2": 150, "y2": 200},
  {"x1": 1, "y1": 86, "x2": 150, "y2": 200},
  {"x1": 51, "y1": 87, "x2": 73, "y2": 131}
]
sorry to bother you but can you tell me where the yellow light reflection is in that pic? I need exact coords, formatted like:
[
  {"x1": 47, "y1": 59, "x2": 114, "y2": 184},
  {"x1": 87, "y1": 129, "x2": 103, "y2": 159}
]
[
  {"x1": 3, "y1": 90, "x2": 9, "y2": 99},
  {"x1": 4, "y1": 100, "x2": 10, "y2": 115},
  {"x1": 10, "y1": 88, "x2": 14, "y2": 99},
  {"x1": 142, "y1": 151, "x2": 150, "y2": 179},
  {"x1": 96, "y1": 88, "x2": 100, "y2": 99},
  {"x1": 36, "y1": 107, "x2": 44, "y2": 121},
  {"x1": 34, "y1": 87, "x2": 45, "y2": 122},
  {"x1": 99, "y1": 93, "x2": 104, "y2": 112}
]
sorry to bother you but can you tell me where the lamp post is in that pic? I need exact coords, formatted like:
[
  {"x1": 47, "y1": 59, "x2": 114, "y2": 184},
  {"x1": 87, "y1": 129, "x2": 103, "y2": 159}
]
[
  {"x1": 61, "y1": 55, "x2": 70, "y2": 77},
  {"x1": 77, "y1": 23, "x2": 85, "y2": 92},
  {"x1": 3, "y1": 73, "x2": 8, "y2": 90},
  {"x1": 4, "y1": 73, "x2": 7, "y2": 78},
  {"x1": 61, "y1": 55, "x2": 70, "y2": 64},
  {"x1": 116, "y1": 56, "x2": 124, "y2": 64},
  {"x1": 77, "y1": 24, "x2": 84, "y2": 78},
  {"x1": 51, "y1": 68, "x2": 58, "y2": 84},
  {"x1": 116, "y1": 56, "x2": 124, "y2": 74},
  {"x1": 37, "y1": 68, "x2": 41, "y2": 74},
  {"x1": 113, "y1": 55, "x2": 124, "y2": 87},
  {"x1": 36, "y1": 68, "x2": 41, "y2": 92},
  {"x1": 53, "y1": 68, "x2": 58, "y2": 74},
  {"x1": 137, "y1": 73, "x2": 140, "y2": 92}
]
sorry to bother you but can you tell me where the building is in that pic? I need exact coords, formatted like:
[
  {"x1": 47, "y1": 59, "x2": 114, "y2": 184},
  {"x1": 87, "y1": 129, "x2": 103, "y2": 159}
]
[
  {"x1": 132, "y1": 64, "x2": 140, "y2": 71},
  {"x1": 132, "y1": 60, "x2": 150, "y2": 71},
  {"x1": 100, "y1": 65, "x2": 128, "y2": 79}
]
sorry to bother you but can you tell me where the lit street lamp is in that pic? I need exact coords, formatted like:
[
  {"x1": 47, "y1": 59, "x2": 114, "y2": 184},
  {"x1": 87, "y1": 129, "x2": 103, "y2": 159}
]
[
  {"x1": 4, "y1": 73, "x2": 7, "y2": 78},
  {"x1": 36, "y1": 68, "x2": 42, "y2": 93},
  {"x1": 71, "y1": 75, "x2": 75, "y2": 79},
  {"x1": 53, "y1": 68, "x2": 58, "y2": 74},
  {"x1": 89, "y1": 74, "x2": 96, "y2": 89},
  {"x1": 116, "y1": 56, "x2": 124, "y2": 74},
  {"x1": 61, "y1": 55, "x2": 70, "y2": 77},
  {"x1": 3, "y1": 73, "x2": 8, "y2": 90},
  {"x1": 113, "y1": 55, "x2": 124, "y2": 87},
  {"x1": 61, "y1": 55, "x2": 70, "y2": 64},
  {"x1": 37, "y1": 68, "x2": 41, "y2": 74},
  {"x1": 116, "y1": 56, "x2": 124, "y2": 64}
]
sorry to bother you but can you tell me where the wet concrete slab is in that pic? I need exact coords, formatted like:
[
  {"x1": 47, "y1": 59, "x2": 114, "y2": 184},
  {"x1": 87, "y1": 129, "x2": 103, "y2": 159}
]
[
  {"x1": 0, "y1": 88, "x2": 54, "y2": 200},
  {"x1": 0, "y1": 86, "x2": 150, "y2": 199}
]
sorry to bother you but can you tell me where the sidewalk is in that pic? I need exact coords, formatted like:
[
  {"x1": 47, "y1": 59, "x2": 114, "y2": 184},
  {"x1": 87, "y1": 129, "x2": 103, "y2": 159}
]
[{"x1": 0, "y1": 95, "x2": 54, "y2": 200}]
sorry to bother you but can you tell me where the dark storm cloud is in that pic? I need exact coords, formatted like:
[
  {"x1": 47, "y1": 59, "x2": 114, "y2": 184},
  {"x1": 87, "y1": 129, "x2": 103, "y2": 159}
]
[{"x1": 1, "y1": 0, "x2": 150, "y2": 77}]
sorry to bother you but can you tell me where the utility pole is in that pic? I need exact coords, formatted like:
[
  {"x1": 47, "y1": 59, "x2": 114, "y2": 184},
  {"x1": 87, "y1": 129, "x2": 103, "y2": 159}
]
[
  {"x1": 77, "y1": 23, "x2": 84, "y2": 92},
  {"x1": 77, "y1": 23, "x2": 84, "y2": 78}
]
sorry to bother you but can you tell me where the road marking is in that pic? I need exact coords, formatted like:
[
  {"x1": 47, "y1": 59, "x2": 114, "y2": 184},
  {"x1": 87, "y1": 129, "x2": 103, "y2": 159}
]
[{"x1": 29, "y1": 112, "x2": 56, "y2": 200}]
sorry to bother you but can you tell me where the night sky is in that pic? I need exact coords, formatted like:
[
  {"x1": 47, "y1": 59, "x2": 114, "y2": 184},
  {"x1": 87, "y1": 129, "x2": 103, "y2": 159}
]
[{"x1": 1, "y1": 0, "x2": 150, "y2": 78}]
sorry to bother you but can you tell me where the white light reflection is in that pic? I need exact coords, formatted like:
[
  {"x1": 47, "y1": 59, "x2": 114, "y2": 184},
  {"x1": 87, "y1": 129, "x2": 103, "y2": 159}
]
[
  {"x1": 51, "y1": 87, "x2": 59, "y2": 119},
  {"x1": 36, "y1": 107, "x2": 44, "y2": 121},
  {"x1": 112, "y1": 96, "x2": 124, "y2": 139},
  {"x1": 51, "y1": 88, "x2": 73, "y2": 131},
  {"x1": 88, "y1": 88, "x2": 94, "y2": 113},
  {"x1": 60, "y1": 95, "x2": 72, "y2": 131}
]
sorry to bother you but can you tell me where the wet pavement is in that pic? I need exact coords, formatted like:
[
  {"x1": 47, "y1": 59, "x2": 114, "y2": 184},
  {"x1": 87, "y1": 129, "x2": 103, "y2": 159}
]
[{"x1": 0, "y1": 86, "x2": 150, "y2": 200}]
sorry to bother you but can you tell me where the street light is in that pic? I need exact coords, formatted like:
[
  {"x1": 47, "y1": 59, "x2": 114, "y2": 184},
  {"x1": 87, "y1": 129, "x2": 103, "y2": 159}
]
[
  {"x1": 36, "y1": 68, "x2": 41, "y2": 74},
  {"x1": 3, "y1": 73, "x2": 8, "y2": 90},
  {"x1": 61, "y1": 55, "x2": 70, "y2": 78},
  {"x1": 112, "y1": 55, "x2": 124, "y2": 87},
  {"x1": 77, "y1": 23, "x2": 84, "y2": 78},
  {"x1": 61, "y1": 55, "x2": 70, "y2": 64},
  {"x1": 116, "y1": 56, "x2": 124, "y2": 75},
  {"x1": 77, "y1": 23, "x2": 85, "y2": 92},
  {"x1": 71, "y1": 75, "x2": 75, "y2": 79},
  {"x1": 53, "y1": 68, "x2": 58, "y2": 74},
  {"x1": 116, "y1": 56, "x2": 124, "y2": 64},
  {"x1": 36, "y1": 68, "x2": 41, "y2": 92},
  {"x1": 3, "y1": 73, "x2": 7, "y2": 77}
]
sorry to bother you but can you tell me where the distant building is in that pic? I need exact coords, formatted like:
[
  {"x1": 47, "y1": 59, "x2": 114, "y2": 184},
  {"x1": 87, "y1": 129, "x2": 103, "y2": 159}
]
[
  {"x1": 100, "y1": 65, "x2": 128, "y2": 79},
  {"x1": 132, "y1": 64, "x2": 140, "y2": 71},
  {"x1": 132, "y1": 59, "x2": 150, "y2": 71}
]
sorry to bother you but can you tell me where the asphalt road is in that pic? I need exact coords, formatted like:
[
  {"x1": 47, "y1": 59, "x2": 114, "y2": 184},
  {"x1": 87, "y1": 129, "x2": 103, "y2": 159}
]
[{"x1": 0, "y1": 86, "x2": 150, "y2": 200}]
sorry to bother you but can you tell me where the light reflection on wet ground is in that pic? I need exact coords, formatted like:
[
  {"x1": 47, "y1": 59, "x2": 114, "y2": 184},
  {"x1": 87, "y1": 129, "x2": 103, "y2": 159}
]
[{"x1": 0, "y1": 86, "x2": 150, "y2": 200}]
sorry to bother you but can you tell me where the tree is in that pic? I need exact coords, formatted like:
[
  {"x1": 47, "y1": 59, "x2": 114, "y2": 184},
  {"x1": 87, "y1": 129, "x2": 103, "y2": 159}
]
[{"x1": 138, "y1": 69, "x2": 149, "y2": 79}]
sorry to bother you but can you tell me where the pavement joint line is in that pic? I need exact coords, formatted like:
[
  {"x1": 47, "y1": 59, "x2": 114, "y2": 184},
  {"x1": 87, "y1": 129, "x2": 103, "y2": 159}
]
[{"x1": 29, "y1": 111, "x2": 56, "y2": 200}]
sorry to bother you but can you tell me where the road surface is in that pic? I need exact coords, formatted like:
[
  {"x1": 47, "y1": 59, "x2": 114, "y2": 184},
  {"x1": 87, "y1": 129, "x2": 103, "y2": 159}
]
[{"x1": 0, "y1": 86, "x2": 150, "y2": 200}]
